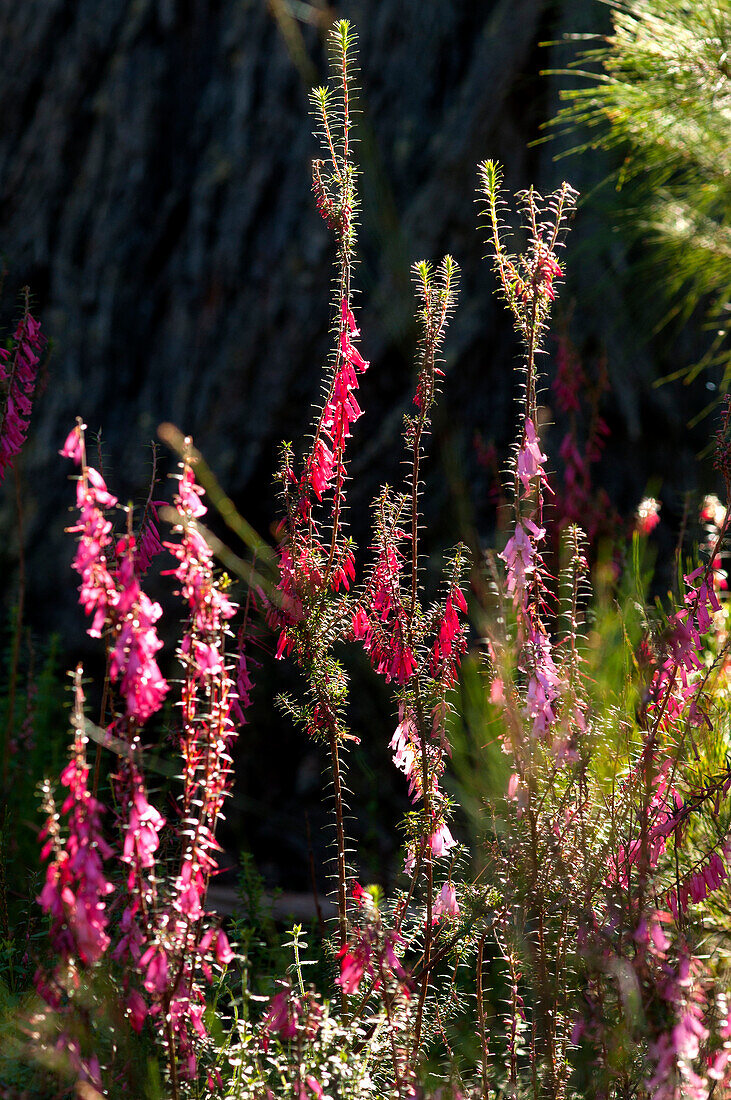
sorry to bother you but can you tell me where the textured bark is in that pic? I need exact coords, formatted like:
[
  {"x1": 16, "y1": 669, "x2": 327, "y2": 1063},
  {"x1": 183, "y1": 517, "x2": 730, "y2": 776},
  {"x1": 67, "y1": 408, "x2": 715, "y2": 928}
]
[{"x1": 0, "y1": 0, "x2": 564, "y2": 616}]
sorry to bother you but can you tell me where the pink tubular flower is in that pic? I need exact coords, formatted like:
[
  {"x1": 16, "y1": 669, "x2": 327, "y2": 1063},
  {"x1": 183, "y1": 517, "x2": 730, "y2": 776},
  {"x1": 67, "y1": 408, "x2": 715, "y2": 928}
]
[
  {"x1": 331, "y1": 546, "x2": 356, "y2": 592},
  {"x1": 68, "y1": 462, "x2": 118, "y2": 639},
  {"x1": 356, "y1": 523, "x2": 418, "y2": 684},
  {"x1": 264, "y1": 988, "x2": 302, "y2": 1040},
  {"x1": 126, "y1": 988, "x2": 148, "y2": 1033},
  {"x1": 431, "y1": 585, "x2": 468, "y2": 682},
  {"x1": 139, "y1": 945, "x2": 170, "y2": 994},
  {"x1": 215, "y1": 929, "x2": 235, "y2": 964},
  {"x1": 499, "y1": 519, "x2": 545, "y2": 600},
  {"x1": 112, "y1": 538, "x2": 168, "y2": 723},
  {"x1": 60, "y1": 422, "x2": 84, "y2": 465},
  {"x1": 310, "y1": 437, "x2": 337, "y2": 500},
  {"x1": 524, "y1": 625, "x2": 562, "y2": 739},
  {"x1": 122, "y1": 778, "x2": 165, "y2": 878},
  {"x1": 390, "y1": 706, "x2": 430, "y2": 803},
  {"x1": 430, "y1": 823, "x2": 457, "y2": 858},
  {"x1": 136, "y1": 501, "x2": 166, "y2": 575},
  {"x1": 338, "y1": 940, "x2": 370, "y2": 994},
  {"x1": 0, "y1": 306, "x2": 45, "y2": 483},
  {"x1": 534, "y1": 243, "x2": 562, "y2": 301},
  {"x1": 231, "y1": 635, "x2": 257, "y2": 726},
  {"x1": 516, "y1": 417, "x2": 547, "y2": 493},
  {"x1": 433, "y1": 882, "x2": 459, "y2": 921},
  {"x1": 338, "y1": 922, "x2": 409, "y2": 999}
]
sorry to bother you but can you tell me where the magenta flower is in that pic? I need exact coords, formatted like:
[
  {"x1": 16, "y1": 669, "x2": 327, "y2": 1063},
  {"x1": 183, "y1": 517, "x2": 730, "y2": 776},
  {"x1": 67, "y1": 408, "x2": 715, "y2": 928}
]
[
  {"x1": 139, "y1": 945, "x2": 170, "y2": 994},
  {"x1": 307, "y1": 297, "x2": 368, "y2": 500},
  {"x1": 111, "y1": 539, "x2": 168, "y2": 723},
  {"x1": 431, "y1": 585, "x2": 468, "y2": 681},
  {"x1": 60, "y1": 422, "x2": 84, "y2": 464},
  {"x1": 0, "y1": 306, "x2": 45, "y2": 483},
  {"x1": 38, "y1": 710, "x2": 113, "y2": 967},
  {"x1": 231, "y1": 638, "x2": 257, "y2": 725},
  {"x1": 264, "y1": 988, "x2": 302, "y2": 1039},
  {"x1": 136, "y1": 501, "x2": 166, "y2": 575},
  {"x1": 126, "y1": 988, "x2": 148, "y2": 1033},
  {"x1": 122, "y1": 780, "x2": 165, "y2": 874},
  {"x1": 337, "y1": 939, "x2": 370, "y2": 995},
  {"x1": 215, "y1": 929, "x2": 235, "y2": 965}
]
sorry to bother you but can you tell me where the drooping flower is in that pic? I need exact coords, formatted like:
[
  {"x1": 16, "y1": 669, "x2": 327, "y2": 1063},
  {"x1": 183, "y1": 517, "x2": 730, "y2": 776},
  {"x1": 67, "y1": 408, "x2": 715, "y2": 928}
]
[
  {"x1": 533, "y1": 243, "x2": 562, "y2": 301},
  {"x1": 264, "y1": 987, "x2": 303, "y2": 1040},
  {"x1": 516, "y1": 417, "x2": 547, "y2": 493},
  {"x1": 432, "y1": 882, "x2": 460, "y2": 921},
  {"x1": 60, "y1": 422, "x2": 84, "y2": 465},
  {"x1": 431, "y1": 585, "x2": 468, "y2": 681},
  {"x1": 500, "y1": 519, "x2": 545, "y2": 600},
  {"x1": 231, "y1": 636, "x2": 257, "y2": 726},
  {"x1": 430, "y1": 823, "x2": 457, "y2": 858},
  {"x1": 111, "y1": 537, "x2": 168, "y2": 723},
  {"x1": 121, "y1": 777, "x2": 165, "y2": 880},
  {"x1": 136, "y1": 501, "x2": 166, "y2": 575}
]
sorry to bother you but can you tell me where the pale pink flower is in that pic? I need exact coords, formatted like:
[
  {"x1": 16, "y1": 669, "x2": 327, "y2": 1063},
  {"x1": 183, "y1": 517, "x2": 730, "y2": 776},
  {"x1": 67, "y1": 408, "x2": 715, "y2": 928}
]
[
  {"x1": 500, "y1": 519, "x2": 545, "y2": 599},
  {"x1": 516, "y1": 417, "x2": 547, "y2": 493},
  {"x1": 433, "y1": 882, "x2": 459, "y2": 920},
  {"x1": 430, "y1": 823, "x2": 457, "y2": 858}
]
